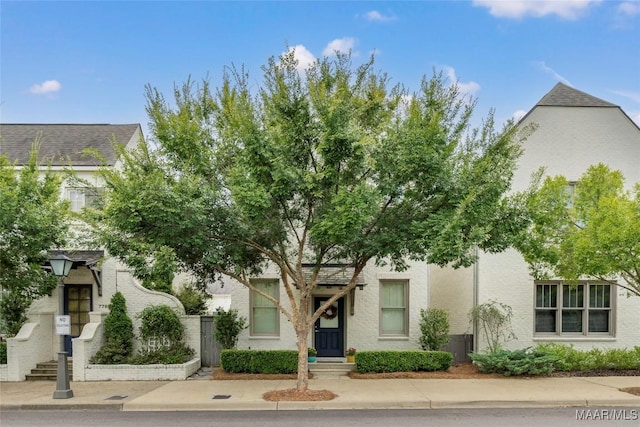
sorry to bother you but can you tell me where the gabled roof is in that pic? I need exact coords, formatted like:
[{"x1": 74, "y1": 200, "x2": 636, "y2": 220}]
[
  {"x1": 0, "y1": 123, "x2": 141, "y2": 166},
  {"x1": 536, "y1": 83, "x2": 617, "y2": 108}
]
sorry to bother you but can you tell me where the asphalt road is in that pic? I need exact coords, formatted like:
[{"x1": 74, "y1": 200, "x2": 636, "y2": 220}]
[{"x1": 2, "y1": 408, "x2": 639, "y2": 427}]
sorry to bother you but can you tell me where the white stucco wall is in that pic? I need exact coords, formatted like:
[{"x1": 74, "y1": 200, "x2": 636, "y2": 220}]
[
  {"x1": 229, "y1": 260, "x2": 429, "y2": 353},
  {"x1": 429, "y1": 265, "x2": 474, "y2": 335}
]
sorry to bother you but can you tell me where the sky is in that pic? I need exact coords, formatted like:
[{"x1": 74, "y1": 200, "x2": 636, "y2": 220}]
[{"x1": 1, "y1": 0, "x2": 640, "y2": 139}]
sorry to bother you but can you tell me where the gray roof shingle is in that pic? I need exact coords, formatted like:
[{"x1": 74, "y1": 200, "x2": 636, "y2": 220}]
[
  {"x1": 536, "y1": 83, "x2": 617, "y2": 108},
  {"x1": 0, "y1": 123, "x2": 141, "y2": 166}
]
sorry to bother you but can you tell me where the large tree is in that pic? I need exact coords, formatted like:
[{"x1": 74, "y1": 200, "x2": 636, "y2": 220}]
[
  {"x1": 90, "y1": 52, "x2": 530, "y2": 391},
  {"x1": 516, "y1": 163, "x2": 640, "y2": 296},
  {"x1": 0, "y1": 146, "x2": 70, "y2": 335}
]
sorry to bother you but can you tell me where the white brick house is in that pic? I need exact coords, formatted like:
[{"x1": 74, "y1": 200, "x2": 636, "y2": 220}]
[
  {"x1": 0, "y1": 124, "x2": 197, "y2": 381},
  {"x1": 227, "y1": 260, "x2": 429, "y2": 357},
  {"x1": 431, "y1": 83, "x2": 640, "y2": 353}
]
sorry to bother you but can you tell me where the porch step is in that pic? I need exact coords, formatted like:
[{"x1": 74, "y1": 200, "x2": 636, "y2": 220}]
[
  {"x1": 25, "y1": 360, "x2": 73, "y2": 381},
  {"x1": 309, "y1": 359, "x2": 355, "y2": 379}
]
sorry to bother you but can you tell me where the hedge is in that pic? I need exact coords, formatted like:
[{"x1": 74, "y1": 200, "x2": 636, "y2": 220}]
[
  {"x1": 355, "y1": 350, "x2": 452, "y2": 373},
  {"x1": 220, "y1": 350, "x2": 298, "y2": 374}
]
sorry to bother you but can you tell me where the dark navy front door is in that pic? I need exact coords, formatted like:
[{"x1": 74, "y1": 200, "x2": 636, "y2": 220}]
[{"x1": 314, "y1": 297, "x2": 344, "y2": 357}]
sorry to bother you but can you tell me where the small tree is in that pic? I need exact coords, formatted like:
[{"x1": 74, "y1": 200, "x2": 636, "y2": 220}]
[
  {"x1": 516, "y1": 163, "x2": 640, "y2": 297},
  {"x1": 419, "y1": 308, "x2": 450, "y2": 351},
  {"x1": 0, "y1": 146, "x2": 70, "y2": 336},
  {"x1": 91, "y1": 292, "x2": 134, "y2": 364},
  {"x1": 469, "y1": 300, "x2": 516, "y2": 353},
  {"x1": 214, "y1": 308, "x2": 248, "y2": 349}
]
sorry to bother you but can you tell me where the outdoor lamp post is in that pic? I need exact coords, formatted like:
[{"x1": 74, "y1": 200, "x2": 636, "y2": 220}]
[{"x1": 50, "y1": 253, "x2": 74, "y2": 399}]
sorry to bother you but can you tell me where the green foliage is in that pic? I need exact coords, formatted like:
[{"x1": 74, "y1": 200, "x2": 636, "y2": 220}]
[
  {"x1": 355, "y1": 350, "x2": 452, "y2": 373},
  {"x1": 137, "y1": 305, "x2": 185, "y2": 345},
  {"x1": 0, "y1": 341, "x2": 7, "y2": 364},
  {"x1": 536, "y1": 343, "x2": 640, "y2": 371},
  {"x1": 469, "y1": 300, "x2": 516, "y2": 353},
  {"x1": 129, "y1": 343, "x2": 195, "y2": 365},
  {"x1": 470, "y1": 348, "x2": 558, "y2": 376},
  {"x1": 419, "y1": 308, "x2": 450, "y2": 351},
  {"x1": 91, "y1": 292, "x2": 134, "y2": 364},
  {"x1": 516, "y1": 163, "x2": 640, "y2": 296},
  {"x1": 307, "y1": 347, "x2": 317, "y2": 356},
  {"x1": 220, "y1": 350, "x2": 298, "y2": 374},
  {"x1": 0, "y1": 147, "x2": 70, "y2": 336},
  {"x1": 214, "y1": 308, "x2": 248, "y2": 349},
  {"x1": 176, "y1": 283, "x2": 209, "y2": 315}
]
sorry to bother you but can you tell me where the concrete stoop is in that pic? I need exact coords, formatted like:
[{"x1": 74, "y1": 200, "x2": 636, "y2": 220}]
[
  {"x1": 25, "y1": 360, "x2": 73, "y2": 382},
  {"x1": 309, "y1": 359, "x2": 355, "y2": 379}
]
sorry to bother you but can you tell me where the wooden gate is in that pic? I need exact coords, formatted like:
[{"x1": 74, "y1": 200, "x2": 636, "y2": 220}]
[{"x1": 200, "y1": 315, "x2": 222, "y2": 367}]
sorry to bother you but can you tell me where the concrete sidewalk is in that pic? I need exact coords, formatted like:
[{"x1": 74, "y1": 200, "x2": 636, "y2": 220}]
[{"x1": 1, "y1": 376, "x2": 639, "y2": 411}]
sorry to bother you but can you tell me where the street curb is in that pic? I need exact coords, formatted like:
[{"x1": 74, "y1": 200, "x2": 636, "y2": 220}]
[{"x1": 1, "y1": 403, "x2": 124, "y2": 411}]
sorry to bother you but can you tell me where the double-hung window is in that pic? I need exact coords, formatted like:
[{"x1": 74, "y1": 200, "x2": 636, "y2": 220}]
[
  {"x1": 380, "y1": 280, "x2": 408, "y2": 336},
  {"x1": 535, "y1": 282, "x2": 612, "y2": 336},
  {"x1": 250, "y1": 280, "x2": 279, "y2": 336},
  {"x1": 67, "y1": 188, "x2": 103, "y2": 212}
]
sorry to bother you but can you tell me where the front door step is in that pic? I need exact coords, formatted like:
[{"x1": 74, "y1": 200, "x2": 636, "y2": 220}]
[
  {"x1": 25, "y1": 360, "x2": 73, "y2": 381},
  {"x1": 308, "y1": 360, "x2": 355, "y2": 379}
]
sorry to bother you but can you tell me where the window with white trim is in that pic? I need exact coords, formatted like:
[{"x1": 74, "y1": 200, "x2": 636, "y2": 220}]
[
  {"x1": 535, "y1": 282, "x2": 612, "y2": 336},
  {"x1": 380, "y1": 280, "x2": 408, "y2": 336},
  {"x1": 250, "y1": 280, "x2": 279, "y2": 336},
  {"x1": 67, "y1": 188, "x2": 103, "y2": 212}
]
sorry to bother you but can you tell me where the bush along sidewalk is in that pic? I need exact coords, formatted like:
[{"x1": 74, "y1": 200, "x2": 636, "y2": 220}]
[
  {"x1": 355, "y1": 350, "x2": 453, "y2": 373},
  {"x1": 471, "y1": 344, "x2": 640, "y2": 376}
]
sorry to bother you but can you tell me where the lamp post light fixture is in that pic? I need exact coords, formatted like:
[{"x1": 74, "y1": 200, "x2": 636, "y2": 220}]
[{"x1": 50, "y1": 253, "x2": 74, "y2": 399}]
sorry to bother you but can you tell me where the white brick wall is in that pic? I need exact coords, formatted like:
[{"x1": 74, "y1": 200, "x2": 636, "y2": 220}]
[
  {"x1": 84, "y1": 358, "x2": 200, "y2": 381},
  {"x1": 229, "y1": 260, "x2": 430, "y2": 353}
]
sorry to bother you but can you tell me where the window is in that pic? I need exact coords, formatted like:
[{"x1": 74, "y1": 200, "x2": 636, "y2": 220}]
[
  {"x1": 250, "y1": 280, "x2": 279, "y2": 336},
  {"x1": 380, "y1": 280, "x2": 408, "y2": 336},
  {"x1": 535, "y1": 282, "x2": 612, "y2": 336},
  {"x1": 67, "y1": 188, "x2": 103, "y2": 212}
]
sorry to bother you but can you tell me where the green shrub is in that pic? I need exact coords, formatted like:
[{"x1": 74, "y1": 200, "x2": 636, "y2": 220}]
[
  {"x1": 214, "y1": 308, "x2": 247, "y2": 349},
  {"x1": 176, "y1": 283, "x2": 209, "y2": 315},
  {"x1": 355, "y1": 351, "x2": 452, "y2": 373},
  {"x1": 221, "y1": 350, "x2": 298, "y2": 374},
  {"x1": 536, "y1": 343, "x2": 640, "y2": 371},
  {"x1": 419, "y1": 308, "x2": 450, "y2": 351},
  {"x1": 129, "y1": 343, "x2": 195, "y2": 365},
  {"x1": 470, "y1": 348, "x2": 558, "y2": 376},
  {"x1": 91, "y1": 292, "x2": 134, "y2": 364},
  {"x1": 0, "y1": 341, "x2": 7, "y2": 364},
  {"x1": 135, "y1": 304, "x2": 194, "y2": 364},
  {"x1": 138, "y1": 305, "x2": 185, "y2": 345}
]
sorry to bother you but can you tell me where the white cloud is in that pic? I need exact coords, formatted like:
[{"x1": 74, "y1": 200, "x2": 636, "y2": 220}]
[
  {"x1": 29, "y1": 79, "x2": 61, "y2": 94},
  {"x1": 284, "y1": 45, "x2": 316, "y2": 73},
  {"x1": 513, "y1": 109, "x2": 527, "y2": 121},
  {"x1": 472, "y1": 0, "x2": 601, "y2": 20},
  {"x1": 364, "y1": 10, "x2": 397, "y2": 22},
  {"x1": 444, "y1": 66, "x2": 481, "y2": 97},
  {"x1": 322, "y1": 37, "x2": 357, "y2": 57},
  {"x1": 610, "y1": 90, "x2": 640, "y2": 104},
  {"x1": 534, "y1": 61, "x2": 572, "y2": 86},
  {"x1": 618, "y1": 2, "x2": 640, "y2": 16}
]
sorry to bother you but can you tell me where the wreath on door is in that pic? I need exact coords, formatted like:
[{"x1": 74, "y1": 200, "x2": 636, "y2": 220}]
[{"x1": 321, "y1": 304, "x2": 338, "y2": 320}]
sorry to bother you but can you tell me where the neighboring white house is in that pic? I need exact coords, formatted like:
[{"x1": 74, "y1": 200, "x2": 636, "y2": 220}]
[
  {"x1": 0, "y1": 124, "x2": 198, "y2": 381},
  {"x1": 431, "y1": 83, "x2": 640, "y2": 353}
]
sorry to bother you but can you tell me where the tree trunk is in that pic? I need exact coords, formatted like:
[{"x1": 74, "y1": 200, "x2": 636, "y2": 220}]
[{"x1": 295, "y1": 326, "x2": 310, "y2": 391}]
